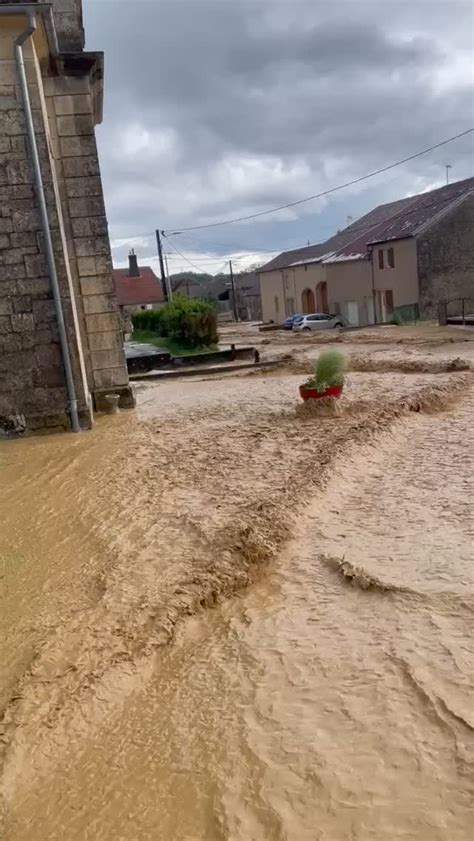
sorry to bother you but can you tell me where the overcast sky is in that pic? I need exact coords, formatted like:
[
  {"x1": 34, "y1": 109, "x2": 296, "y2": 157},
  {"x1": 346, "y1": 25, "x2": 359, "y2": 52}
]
[{"x1": 82, "y1": 0, "x2": 474, "y2": 274}]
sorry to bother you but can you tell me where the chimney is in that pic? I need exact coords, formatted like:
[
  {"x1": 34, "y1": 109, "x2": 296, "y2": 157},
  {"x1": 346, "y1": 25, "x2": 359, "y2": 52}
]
[{"x1": 128, "y1": 249, "x2": 140, "y2": 277}]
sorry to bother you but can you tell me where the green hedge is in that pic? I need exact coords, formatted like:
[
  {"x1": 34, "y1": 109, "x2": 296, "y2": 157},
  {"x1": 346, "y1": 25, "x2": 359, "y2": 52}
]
[{"x1": 132, "y1": 295, "x2": 218, "y2": 348}]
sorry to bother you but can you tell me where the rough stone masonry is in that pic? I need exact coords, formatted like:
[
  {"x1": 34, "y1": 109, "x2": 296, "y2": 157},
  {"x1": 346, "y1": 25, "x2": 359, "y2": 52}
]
[{"x1": 0, "y1": 0, "x2": 134, "y2": 433}]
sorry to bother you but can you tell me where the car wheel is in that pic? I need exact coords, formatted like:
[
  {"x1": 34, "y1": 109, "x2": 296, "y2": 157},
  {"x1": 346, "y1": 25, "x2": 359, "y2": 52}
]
[
  {"x1": 333, "y1": 321, "x2": 342, "y2": 328},
  {"x1": 303, "y1": 327, "x2": 311, "y2": 332}
]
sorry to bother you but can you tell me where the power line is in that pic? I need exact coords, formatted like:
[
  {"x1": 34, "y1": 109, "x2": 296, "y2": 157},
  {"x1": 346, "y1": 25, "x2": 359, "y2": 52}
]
[
  {"x1": 110, "y1": 232, "x2": 154, "y2": 248},
  {"x1": 166, "y1": 167, "x2": 474, "y2": 268},
  {"x1": 168, "y1": 228, "x2": 300, "y2": 257},
  {"x1": 163, "y1": 234, "x2": 229, "y2": 277},
  {"x1": 164, "y1": 255, "x2": 234, "y2": 265},
  {"x1": 168, "y1": 246, "x2": 280, "y2": 263},
  {"x1": 112, "y1": 225, "x2": 310, "y2": 258},
  {"x1": 163, "y1": 128, "x2": 474, "y2": 232},
  {"x1": 167, "y1": 229, "x2": 306, "y2": 256},
  {"x1": 168, "y1": 230, "x2": 254, "y2": 253}
]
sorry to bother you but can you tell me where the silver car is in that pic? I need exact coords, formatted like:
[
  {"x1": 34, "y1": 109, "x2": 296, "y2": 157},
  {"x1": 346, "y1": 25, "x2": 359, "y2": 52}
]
[{"x1": 292, "y1": 313, "x2": 346, "y2": 332}]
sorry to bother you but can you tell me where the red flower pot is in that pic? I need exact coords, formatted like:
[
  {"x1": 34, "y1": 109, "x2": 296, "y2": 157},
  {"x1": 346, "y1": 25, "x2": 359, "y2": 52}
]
[{"x1": 299, "y1": 384, "x2": 343, "y2": 401}]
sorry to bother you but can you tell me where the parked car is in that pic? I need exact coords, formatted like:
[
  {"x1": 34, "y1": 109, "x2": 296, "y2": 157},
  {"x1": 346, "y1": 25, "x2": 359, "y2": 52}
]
[
  {"x1": 292, "y1": 313, "x2": 347, "y2": 332},
  {"x1": 282, "y1": 314, "x2": 303, "y2": 330}
]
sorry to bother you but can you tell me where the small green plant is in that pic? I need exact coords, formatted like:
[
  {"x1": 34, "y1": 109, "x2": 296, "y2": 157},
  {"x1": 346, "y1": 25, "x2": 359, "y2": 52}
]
[{"x1": 304, "y1": 349, "x2": 346, "y2": 392}]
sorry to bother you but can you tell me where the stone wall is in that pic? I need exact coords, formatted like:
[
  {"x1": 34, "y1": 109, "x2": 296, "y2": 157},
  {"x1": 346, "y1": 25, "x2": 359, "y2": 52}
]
[
  {"x1": 51, "y1": 0, "x2": 84, "y2": 51},
  {"x1": 0, "y1": 8, "x2": 133, "y2": 433},
  {"x1": 417, "y1": 195, "x2": 474, "y2": 318}
]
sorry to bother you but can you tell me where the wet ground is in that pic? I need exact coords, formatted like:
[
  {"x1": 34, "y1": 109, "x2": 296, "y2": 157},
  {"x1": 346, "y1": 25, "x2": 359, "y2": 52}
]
[{"x1": 1, "y1": 324, "x2": 473, "y2": 840}]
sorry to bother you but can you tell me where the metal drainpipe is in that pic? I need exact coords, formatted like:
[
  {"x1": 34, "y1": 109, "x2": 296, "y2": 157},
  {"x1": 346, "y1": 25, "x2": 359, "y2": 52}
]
[
  {"x1": 369, "y1": 247, "x2": 377, "y2": 324},
  {"x1": 14, "y1": 12, "x2": 81, "y2": 432}
]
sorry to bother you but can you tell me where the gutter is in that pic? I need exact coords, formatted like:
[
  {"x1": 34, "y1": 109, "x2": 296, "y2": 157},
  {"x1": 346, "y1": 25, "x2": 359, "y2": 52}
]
[
  {"x1": 0, "y1": 3, "x2": 59, "y2": 56},
  {"x1": 1, "y1": 5, "x2": 81, "y2": 432},
  {"x1": 368, "y1": 247, "x2": 377, "y2": 325}
]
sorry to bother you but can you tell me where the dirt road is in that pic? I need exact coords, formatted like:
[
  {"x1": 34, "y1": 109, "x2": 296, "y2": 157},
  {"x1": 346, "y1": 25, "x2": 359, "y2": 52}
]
[{"x1": 1, "y1": 324, "x2": 473, "y2": 839}]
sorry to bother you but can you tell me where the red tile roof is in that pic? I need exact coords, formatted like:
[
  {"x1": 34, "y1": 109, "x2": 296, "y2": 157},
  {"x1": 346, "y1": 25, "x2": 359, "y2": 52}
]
[{"x1": 113, "y1": 266, "x2": 164, "y2": 307}]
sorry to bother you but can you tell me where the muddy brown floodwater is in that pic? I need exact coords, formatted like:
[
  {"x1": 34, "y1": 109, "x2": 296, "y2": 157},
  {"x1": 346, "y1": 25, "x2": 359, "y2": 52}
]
[{"x1": 1, "y1": 345, "x2": 473, "y2": 840}]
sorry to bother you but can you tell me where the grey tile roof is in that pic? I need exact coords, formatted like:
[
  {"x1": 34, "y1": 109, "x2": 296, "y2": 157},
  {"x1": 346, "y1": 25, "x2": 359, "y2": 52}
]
[{"x1": 258, "y1": 177, "x2": 474, "y2": 272}]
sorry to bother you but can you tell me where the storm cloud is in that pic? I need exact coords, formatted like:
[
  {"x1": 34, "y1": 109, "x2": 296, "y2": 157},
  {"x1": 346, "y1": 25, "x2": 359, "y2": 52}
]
[{"x1": 83, "y1": 0, "x2": 474, "y2": 270}]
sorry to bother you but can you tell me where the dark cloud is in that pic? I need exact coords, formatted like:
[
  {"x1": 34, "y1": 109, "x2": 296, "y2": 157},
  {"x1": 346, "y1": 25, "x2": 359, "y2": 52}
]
[{"x1": 82, "y1": 0, "x2": 474, "y2": 268}]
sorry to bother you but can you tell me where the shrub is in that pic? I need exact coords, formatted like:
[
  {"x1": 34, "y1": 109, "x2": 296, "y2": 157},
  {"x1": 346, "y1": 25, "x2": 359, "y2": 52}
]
[
  {"x1": 390, "y1": 310, "x2": 404, "y2": 326},
  {"x1": 304, "y1": 349, "x2": 346, "y2": 391},
  {"x1": 132, "y1": 295, "x2": 218, "y2": 349}
]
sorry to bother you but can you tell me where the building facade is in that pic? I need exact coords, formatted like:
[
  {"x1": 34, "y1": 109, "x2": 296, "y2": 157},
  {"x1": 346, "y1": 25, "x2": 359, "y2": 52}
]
[
  {"x1": 258, "y1": 179, "x2": 474, "y2": 326},
  {"x1": 234, "y1": 270, "x2": 262, "y2": 321},
  {"x1": 0, "y1": 0, "x2": 133, "y2": 434}
]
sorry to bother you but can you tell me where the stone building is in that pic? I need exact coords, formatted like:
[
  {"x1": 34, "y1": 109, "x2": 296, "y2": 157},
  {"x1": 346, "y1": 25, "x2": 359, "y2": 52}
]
[
  {"x1": 258, "y1": 178, "x2": 474, "y2": 325},
  {"x1": 0, "y1": 0, "x2": 134, "y2": 434}
]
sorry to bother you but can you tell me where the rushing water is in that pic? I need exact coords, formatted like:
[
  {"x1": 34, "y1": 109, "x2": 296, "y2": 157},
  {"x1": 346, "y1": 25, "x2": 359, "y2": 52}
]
[{"x1": 1, "y1": 376, "x2": 473, "y2": 841}]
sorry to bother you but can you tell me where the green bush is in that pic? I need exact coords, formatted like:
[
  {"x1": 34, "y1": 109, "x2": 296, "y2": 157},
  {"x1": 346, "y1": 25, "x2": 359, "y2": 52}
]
[
  {"x1": 305, "y1": 349, "x2": 346, "y2": 391},
  {"x1": 132, "y1": 295, "x2": 218, "y2": 349},
  {"x1": 390, "y1": 309, "x2": 404, "y2": 326}
]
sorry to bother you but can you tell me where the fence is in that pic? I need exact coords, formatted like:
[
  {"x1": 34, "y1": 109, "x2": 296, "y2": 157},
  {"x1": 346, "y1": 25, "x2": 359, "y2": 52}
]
[{"x1": 438, "y1": 298, "x2": 474, "y2": 326}]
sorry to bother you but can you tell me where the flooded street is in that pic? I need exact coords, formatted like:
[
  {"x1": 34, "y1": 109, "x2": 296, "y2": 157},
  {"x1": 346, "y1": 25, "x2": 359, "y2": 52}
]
[{"x1": 1, "y1": 332, "x2": 473, "y2": 840}]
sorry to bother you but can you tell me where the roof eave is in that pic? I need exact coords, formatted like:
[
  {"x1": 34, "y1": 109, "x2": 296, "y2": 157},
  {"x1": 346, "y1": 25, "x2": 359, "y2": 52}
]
[{"x1": 366, "y1": 234, "x2": 414, "y2": 247}]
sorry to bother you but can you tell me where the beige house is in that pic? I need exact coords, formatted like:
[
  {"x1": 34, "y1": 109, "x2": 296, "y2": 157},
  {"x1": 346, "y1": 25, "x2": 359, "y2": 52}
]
[{"x1": 258, "y1": 178, "x2": 474, "y2": 325}]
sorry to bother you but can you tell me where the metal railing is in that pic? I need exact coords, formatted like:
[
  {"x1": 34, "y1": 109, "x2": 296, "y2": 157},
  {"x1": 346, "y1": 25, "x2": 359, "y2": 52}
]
[{"x1": 439, "y1": 297, "x2": 474, "y2": 325}]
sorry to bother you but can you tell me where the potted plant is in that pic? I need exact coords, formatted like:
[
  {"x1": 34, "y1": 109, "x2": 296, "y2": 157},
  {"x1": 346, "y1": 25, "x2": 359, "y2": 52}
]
[{"x1": 299, "y1": 349, "x2": 346, "y2": 401}]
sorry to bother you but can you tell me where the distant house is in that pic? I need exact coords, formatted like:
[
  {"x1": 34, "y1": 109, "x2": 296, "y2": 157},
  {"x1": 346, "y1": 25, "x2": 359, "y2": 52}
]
[
  {"x1": 234, "y1": 271, "x2": 262, "y2": 321},
  {"x1": 171, "y1": 274, "x2": 228, "y2": 300},
  {"x1": 258, "y1": 177, "x2": 474, "y2": 325},
  {"x1": 113, "y1": 251, "x2": 165, "y2": 315},
  {"x1": 172, "y1": 276, "x2": 207, "y2": 299}
]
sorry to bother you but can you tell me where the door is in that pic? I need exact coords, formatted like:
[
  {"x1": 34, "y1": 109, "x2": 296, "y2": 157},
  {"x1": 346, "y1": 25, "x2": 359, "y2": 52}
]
[
  {"x1": 385, "y1": 290, "x2": 394, "y2": 315},
  {"x1": 377, "y1": 290, "x2": 394, "y2": 322},
  {"x1": 302, "y1": 288, "x2": 315, "y2": 313},
  {"x1": 316, "y1": 281, "x2": 329, "y2": 313},
  {"x1": 346, "y1": 301, "x2": 359, "y2": 326}
]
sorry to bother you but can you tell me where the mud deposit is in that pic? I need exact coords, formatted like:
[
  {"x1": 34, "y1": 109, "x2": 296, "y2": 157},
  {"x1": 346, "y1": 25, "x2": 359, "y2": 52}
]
[{"x1": 1, "y1": 364, "x2": 473, "y2": 840}]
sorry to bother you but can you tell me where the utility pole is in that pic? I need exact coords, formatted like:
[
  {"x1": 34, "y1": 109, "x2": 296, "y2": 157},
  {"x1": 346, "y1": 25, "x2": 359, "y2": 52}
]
[
  {"x1": 155, "y1": 229, "x2": 169, "y2": 302},
  {"x1": 445, "y1": 164, "x2": 452, "y2": 185},
  {"x1": 229, "y1": 259, "x2": 238, "y2": 321},
  {"x1": 164, "y1": 255, "x2": 173, "y2": 301}
]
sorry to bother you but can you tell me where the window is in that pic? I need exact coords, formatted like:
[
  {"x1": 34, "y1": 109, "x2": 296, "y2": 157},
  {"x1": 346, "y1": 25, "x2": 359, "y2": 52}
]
[
  {"x1": 287, "y1": 297, "x2": 295, "y2": 315},
  {"x1": 274, "y1": 295, "x2": 280, "y2": 315},
  {"x1": 378, "y1": 249, "x2": 384, "y2": 269},
  {"x1": 387, "y1": 247, "x2": 395, "y2": 268}
]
